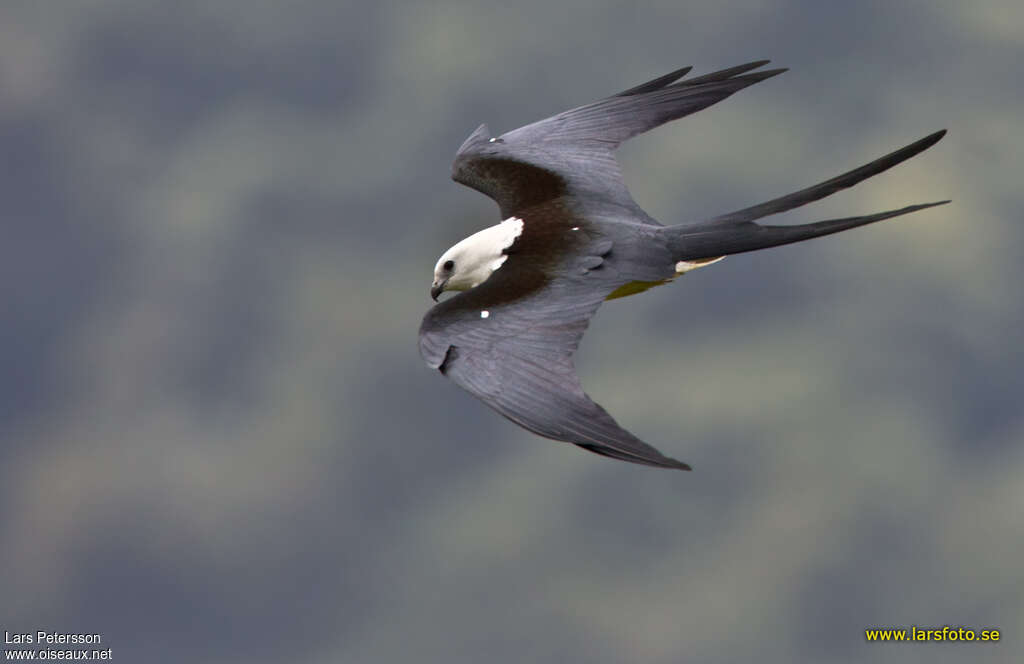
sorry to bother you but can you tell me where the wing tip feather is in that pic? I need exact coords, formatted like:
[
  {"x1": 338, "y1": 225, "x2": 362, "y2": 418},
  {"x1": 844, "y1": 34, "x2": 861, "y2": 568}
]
[{"x1": 615, "y1": 66, "x2": 694, "y2": 97}]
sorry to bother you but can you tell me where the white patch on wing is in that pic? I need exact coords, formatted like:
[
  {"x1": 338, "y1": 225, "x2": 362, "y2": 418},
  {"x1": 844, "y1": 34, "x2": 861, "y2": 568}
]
[
  {"x1": 675, "y1": 256, "x2": 725, "y2": 275},
  {"x1": 480, "y1": 310, "x2": 490, "y2": 318}
]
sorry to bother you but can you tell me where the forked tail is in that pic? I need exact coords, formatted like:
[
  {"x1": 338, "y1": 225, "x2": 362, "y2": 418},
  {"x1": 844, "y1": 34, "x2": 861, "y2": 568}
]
[{"x1": 664, "y1": 131, "x2": 948, "y2": 261}]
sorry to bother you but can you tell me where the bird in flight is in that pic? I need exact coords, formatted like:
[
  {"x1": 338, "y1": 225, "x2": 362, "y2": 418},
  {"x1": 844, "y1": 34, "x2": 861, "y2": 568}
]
[{"x1": 418, "y1": 60, "x2": 947, "y2": 471}]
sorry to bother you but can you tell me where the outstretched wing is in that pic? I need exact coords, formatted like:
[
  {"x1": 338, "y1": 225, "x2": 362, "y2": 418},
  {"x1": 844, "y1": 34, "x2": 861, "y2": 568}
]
[
  {"x1": 451, "y1": 61, "x2": 785, "y2": 219},
  {"x1": 419, "y1": 222, "x2": 690, "y2": 470}
]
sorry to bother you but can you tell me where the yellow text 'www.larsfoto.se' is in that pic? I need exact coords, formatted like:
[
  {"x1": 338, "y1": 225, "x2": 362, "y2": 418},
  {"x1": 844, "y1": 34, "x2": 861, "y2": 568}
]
[{"x1": 865, "y1": 626, "x2": 1001, "y2": 642}]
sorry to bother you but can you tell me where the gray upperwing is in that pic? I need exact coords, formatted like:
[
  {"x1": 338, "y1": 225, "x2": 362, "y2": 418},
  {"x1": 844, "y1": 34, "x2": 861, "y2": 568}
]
[
  {"x1": 501, "y1": 61, "x2": 783, "y2": 148},
  {"x1": 440, "y1": 341, "x2": 691, "y2": 470},
  {"x1": 452, "y1": 61, "x2": 785, "y2": 220}
]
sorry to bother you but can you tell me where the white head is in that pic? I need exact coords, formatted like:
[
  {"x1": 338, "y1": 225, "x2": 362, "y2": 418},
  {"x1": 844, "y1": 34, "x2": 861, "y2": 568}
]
[{"x1": 431, "y1": 217, "x2": 524, "y2": 300}]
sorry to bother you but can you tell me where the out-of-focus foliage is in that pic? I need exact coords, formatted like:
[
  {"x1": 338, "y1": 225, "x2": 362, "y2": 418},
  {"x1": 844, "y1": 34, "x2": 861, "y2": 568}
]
[{"x1": 1, "y1": 1, "x2": 1021, "y2": 662}]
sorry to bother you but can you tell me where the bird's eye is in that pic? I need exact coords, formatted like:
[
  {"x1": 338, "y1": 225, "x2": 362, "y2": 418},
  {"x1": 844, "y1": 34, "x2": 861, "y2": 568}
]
[{"x1": 443, "y1": 260, "x2": 454, "y2": 272}]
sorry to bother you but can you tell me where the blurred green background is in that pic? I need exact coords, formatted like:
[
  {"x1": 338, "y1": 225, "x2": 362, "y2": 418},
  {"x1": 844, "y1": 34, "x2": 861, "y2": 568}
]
[{"x1": 1, "y1": 1, "x2": 1021, "y2": 662}]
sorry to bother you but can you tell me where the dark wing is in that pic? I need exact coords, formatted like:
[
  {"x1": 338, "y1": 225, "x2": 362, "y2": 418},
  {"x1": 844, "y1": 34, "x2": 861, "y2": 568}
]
[
  {"x1": 451, "y1": 61, "x2": 785, "y2": 219},
  {"x1": 419, "y1": 225, "x2": 690, "y2": 470}
]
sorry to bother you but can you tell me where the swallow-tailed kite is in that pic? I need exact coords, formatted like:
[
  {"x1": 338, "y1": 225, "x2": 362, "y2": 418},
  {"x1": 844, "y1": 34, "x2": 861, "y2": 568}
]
[{"x1": 419, "y1": 61, "x2": 947, "y2": 470}]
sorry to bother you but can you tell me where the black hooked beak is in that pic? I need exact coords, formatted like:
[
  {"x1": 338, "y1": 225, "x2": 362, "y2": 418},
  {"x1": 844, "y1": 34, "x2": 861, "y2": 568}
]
[{"x1": 430, "y1": 279, "x2": 447, "y2": 301}]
